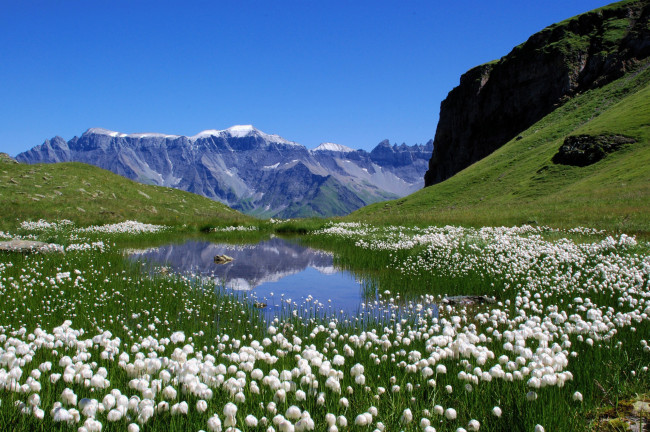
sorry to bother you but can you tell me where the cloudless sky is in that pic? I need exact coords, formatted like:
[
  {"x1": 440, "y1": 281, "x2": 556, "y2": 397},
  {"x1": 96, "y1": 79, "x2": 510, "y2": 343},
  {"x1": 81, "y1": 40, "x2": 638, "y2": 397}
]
[{"x1": 1, "y1": 0, "x2": 614, "y2": 155}]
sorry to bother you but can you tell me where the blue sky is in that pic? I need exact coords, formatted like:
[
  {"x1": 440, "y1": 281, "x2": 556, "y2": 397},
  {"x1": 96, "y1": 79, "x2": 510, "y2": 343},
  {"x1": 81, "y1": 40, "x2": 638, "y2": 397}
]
[{"x1": 1, "y1": 0, "x2": 613, "y2": 155}]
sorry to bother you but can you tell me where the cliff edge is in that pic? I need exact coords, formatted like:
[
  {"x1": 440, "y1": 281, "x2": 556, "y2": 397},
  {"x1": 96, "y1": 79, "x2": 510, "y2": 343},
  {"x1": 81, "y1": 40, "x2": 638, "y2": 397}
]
[{"x1": 424, "y1": 0, "x2": 650, "y2": 186}]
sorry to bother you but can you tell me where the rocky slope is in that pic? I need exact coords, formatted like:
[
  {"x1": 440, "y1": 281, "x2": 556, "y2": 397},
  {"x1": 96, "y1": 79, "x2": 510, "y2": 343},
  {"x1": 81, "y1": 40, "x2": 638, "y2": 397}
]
[
  {"x1": 424, "y1": 0, "x2": 650, "y2": 186},
  {"x1": 17, "y1": 126, "x2": 433, "y2": 218}
]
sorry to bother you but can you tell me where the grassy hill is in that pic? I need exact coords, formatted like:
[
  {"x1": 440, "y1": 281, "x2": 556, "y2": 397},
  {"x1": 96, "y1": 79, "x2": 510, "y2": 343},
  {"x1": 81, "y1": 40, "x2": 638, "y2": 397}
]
[
  {"x1": 352, "y1": 59, "x2": 650, "y2": 235},
  {"x1": 0, "y1": 157, "x2": 252, "y2": 230}
]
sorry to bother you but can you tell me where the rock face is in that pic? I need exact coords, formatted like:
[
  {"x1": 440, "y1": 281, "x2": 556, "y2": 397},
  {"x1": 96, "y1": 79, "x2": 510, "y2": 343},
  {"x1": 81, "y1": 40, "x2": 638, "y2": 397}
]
[
  {"x1": 552, "y1": 134, "x2": 635, "y2": 166},
  {"x1": 424, "y1": 0, "x2": 650, "y2": 186},
  {"x1": 17, "y1": 126, "x2": 433, "y2": 218}
]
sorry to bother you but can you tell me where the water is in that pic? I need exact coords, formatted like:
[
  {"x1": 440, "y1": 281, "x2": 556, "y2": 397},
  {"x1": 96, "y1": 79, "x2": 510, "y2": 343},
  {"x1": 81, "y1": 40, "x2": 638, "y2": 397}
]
[{"x1": 128, "y1": 237, "x2": 371, "y2": 316}]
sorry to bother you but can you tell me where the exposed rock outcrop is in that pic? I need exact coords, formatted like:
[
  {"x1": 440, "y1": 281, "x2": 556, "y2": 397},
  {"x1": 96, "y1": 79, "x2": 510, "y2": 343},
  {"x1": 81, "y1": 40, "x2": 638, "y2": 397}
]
[
  {"x1": 552, "y1": 134, "x2": 635, "y2": 166},
  {"x1": 424, "y1": 0, "x2": 650, "y2": 186}
]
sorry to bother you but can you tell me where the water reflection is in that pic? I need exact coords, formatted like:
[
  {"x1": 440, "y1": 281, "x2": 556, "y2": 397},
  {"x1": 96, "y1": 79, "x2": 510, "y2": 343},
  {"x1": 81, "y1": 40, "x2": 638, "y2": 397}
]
[{"x1": 129, "y1": 237, "x2": 368, "y2": 315}]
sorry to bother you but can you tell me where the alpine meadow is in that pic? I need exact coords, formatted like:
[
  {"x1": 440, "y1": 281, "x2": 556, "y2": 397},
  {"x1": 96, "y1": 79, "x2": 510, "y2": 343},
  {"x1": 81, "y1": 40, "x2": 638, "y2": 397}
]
[{"x1": 0, "y1": 1, "x2": 648, "y2": 432}]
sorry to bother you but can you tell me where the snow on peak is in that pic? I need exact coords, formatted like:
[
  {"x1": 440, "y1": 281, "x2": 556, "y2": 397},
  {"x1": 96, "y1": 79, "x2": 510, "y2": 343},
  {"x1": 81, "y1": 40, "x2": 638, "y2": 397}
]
[
  {"x1": 190, "y1": 125, "x2": 300, "y2": 146},
  {"x1": 84, "y1": 128, "x2": 126, "y2": 138},
  {"x1": 84, "y1": 128, "x2": 179, "y2": 139},
  {"x1": 312, "y1": 142, "x2": 355, "y2": 153},
  {"x1": 83, "y1": 125, "x2": 300, "y2": 146},
  {"x1": 225, "y1": 124, "x2": 256, "y2": 137}
]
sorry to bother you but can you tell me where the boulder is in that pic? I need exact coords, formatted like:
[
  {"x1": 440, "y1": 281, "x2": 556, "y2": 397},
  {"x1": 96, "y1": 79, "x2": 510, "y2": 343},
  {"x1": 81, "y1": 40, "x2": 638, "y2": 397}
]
[{"x1": 552, "y1": 134, "x2": 634, "y2": 166}]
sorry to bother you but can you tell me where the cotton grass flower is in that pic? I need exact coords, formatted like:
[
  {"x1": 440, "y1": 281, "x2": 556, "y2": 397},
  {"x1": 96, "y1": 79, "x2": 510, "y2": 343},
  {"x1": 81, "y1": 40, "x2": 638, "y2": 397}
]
[
  {"x1": 444, "y1": 408, "x2": 457, "y2": 420},
  {"x1": 400, "y1": 408, "x2": 413, "y2": 424}
]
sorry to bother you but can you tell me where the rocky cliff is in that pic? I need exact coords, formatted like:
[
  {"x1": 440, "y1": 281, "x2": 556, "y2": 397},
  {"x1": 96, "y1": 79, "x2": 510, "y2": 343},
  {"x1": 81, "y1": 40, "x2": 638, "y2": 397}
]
[{"x1": 424, "y1": 0, "x2": 650, "y2": 186}]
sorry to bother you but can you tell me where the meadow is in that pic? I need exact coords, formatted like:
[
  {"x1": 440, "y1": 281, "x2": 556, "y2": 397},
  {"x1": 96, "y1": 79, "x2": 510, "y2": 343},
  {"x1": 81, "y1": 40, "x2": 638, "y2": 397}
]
[{"x1": 0, "y1": 219, "x2": 648, "y2": 431}]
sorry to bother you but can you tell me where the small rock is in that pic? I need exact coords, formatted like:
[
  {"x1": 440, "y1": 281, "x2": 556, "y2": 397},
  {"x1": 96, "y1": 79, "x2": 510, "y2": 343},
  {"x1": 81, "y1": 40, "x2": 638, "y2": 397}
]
[
  {"x1": 214, "y1": 254, "x2": 234, "y2": 264},
  {"x1": 442, "y1": 295, "x2": 496, "y2": 306}
]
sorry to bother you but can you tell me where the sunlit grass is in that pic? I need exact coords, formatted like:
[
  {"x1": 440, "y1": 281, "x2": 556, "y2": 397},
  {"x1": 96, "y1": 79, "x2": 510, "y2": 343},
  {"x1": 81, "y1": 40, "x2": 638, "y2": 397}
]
[{"x1": 0, "y1": 220, "x2": 648, "y2": 431}]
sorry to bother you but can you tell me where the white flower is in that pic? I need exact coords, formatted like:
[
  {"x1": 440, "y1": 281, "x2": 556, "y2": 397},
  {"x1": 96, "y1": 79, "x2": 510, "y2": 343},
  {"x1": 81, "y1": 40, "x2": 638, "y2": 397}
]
[
  {"x1": 170, "y1": 331, "x2": 185, "y2": 344},
  {"x1": 224, "y1": 402, "x2": 238, "y2": 418},
  {"x1": 401, "y1": 408, "x2": 413, "y2": 424},
  {"x1": 207, "y1": 414, "x2": 222, "y2": 432},
  {"x1": 355, "y1": 414, "x2": 369, "y2": 426},
  {"x1": 573, "y1": 391, "x2": 583, "y2": 402},
  {"x1": 535, "y1": 425, "x2": 545, "y2": 432},
  {"x1": 197, "y1": 400, "x2": 208, "y2": 413},
  {"x1": 286, "y1": 406, "x2": 301, "y2": 420},
  {"x1": 468, "y1": 419, "x2": 480, "y2": 431},
  {"x1": 444, "y1": 408, "x2": 457, "y2": 420},
  {"x1": 492, "y1": 406, "x2": 502, "y2": 417},
  {"x1": 246, "y1": 415, "x2": 259, "y2": 427},
  {"x1": 162, "y1": 385, "x2": 177, "y2": 400},
  {"x1": 107, "y1": 409, "x2": 123, "y2": 421},
  {"x1": 294, "y1": 390, "x2": 306, "y2": 402},
  {"x1": 61, "y1": 388, "x2": 77, "y2": 406}
]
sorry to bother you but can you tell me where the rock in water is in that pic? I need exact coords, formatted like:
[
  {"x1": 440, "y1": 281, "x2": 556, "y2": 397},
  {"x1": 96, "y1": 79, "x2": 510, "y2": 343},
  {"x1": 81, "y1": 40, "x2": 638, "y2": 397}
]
[{"x1": 214, "y1": 254, "x2": 234, "y2": 264}]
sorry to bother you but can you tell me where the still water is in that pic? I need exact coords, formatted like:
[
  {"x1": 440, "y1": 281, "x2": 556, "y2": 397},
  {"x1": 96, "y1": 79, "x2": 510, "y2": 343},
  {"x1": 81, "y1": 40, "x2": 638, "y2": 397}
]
[{"x1": 129, "y1": 237, "x2": 369, "y2": 316}]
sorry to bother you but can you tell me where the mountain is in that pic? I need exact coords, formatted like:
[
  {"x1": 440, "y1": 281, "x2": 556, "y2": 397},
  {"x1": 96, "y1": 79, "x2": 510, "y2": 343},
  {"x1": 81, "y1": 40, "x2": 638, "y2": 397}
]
[
  {"x1": 354, "y1": 0, "x2": 650, "y2": 235},
  {"x1": 424, "y1": 0, "x2": 650, "y2": 186},
  {"x1": 17, "y1": 125, "x2": 433, "y2": 218}
]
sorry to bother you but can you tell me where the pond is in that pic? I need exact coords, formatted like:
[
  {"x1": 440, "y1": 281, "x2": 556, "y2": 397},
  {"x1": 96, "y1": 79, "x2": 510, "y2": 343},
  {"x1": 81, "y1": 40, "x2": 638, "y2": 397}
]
[{"x1": 128, "y1": 237, "x2": 378, "y2": 317}]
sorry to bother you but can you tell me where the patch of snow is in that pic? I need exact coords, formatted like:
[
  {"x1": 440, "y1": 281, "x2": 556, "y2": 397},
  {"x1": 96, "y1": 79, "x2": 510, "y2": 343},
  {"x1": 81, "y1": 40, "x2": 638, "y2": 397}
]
[
  {"x1": 127, "y1": 132, "x2": 180, "y2": 139},
  {"x1": 84, "y1": 128, "x2": 179, "y2": 139},
  {"x1": 84, "y1": 128, "x2": 126, "y2": 138},
  {"x1": 263, "y1": 163, "x2": 280, "y2": 169},
  {"x1": 225, "y1": 124, "x2": 256, "y2": 137},
  {"x1": 190, "y1": 125, "x2": 301, "y2": 146},
  {"x1": 84, "y1": 125, "x2": 300, "y2": 146},
  {"x1": 312, "y1": 142, "x2": 355, "y2": 153}
]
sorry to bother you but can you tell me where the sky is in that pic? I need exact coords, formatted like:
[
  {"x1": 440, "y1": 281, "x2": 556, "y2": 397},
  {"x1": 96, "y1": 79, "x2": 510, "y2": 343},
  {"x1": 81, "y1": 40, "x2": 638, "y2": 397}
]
[{"x1": 1, "y1": 0, "x2": 614, "y2": 155}]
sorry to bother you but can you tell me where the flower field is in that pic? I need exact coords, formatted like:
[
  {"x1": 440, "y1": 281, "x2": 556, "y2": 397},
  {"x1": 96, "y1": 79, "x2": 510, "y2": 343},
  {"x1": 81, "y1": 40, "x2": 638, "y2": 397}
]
[{"x1": 0, "y1": 220, "x2": 648, "y2": 431}]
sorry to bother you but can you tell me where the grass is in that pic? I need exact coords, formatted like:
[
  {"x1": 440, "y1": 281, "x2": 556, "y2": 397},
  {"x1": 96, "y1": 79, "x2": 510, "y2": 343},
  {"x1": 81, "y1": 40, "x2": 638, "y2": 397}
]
[
  {"x1": 0, "y1": 159, "x2": 253, "y2": 231},
  {"x1": 0, "y1": 222, "x2": 647, "y2": 431},
  {"x1": 352, "y1": 59, "x2": 650, "y2": 236}
]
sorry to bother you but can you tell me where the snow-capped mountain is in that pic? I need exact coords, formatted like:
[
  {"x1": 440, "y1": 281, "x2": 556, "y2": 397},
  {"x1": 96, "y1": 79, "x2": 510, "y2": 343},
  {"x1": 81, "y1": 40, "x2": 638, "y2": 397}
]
[{"x1": 17, "y1": 125, "x2": 433, "y2": 218}]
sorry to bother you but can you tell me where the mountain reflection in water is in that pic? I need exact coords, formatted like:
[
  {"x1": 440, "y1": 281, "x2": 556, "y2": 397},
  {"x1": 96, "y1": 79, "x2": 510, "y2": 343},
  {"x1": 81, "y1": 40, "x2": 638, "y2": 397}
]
[{"x1": 129, "y1": 237, "x2": 366, "y2": 314}]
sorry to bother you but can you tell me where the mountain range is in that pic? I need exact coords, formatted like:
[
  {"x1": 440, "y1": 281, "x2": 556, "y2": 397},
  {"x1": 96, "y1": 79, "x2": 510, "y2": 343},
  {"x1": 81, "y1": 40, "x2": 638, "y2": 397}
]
[{"x1": 17, "y1": 125, "x2": 432, "y2": 218}]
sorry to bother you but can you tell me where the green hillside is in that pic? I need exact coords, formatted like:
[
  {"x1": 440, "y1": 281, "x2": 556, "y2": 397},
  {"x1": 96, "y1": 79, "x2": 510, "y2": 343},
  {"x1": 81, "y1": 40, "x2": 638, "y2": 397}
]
[
  {"x1": 353, "y1": 60, "x2": 650, "y2": 235},
  {"x1": 0, "y1": 158, "x2": 252, "y2": 230}
]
